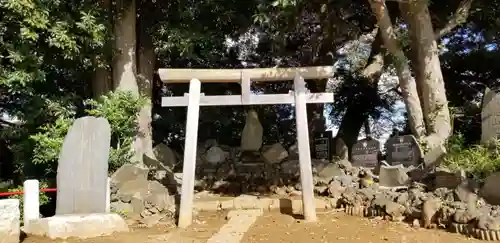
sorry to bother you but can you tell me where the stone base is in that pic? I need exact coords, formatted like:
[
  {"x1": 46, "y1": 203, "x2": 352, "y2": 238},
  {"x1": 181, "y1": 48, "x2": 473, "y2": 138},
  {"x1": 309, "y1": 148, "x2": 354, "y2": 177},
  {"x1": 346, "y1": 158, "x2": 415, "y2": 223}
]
[
  {"x1": 26, "y1": 213, "x2": 129, "y2": 239},
  {"x1": 193, "y1": 195, "x2": 338, "y2": 212},
  {"x1": 0, "y1": 199, "x2": 20, "y2": 243}
]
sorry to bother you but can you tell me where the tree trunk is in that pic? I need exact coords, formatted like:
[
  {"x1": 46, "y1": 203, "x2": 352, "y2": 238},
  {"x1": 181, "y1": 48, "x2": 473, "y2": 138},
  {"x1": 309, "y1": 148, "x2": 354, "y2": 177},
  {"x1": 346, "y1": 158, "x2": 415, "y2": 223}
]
[
  {"x1": 367, "y1": 0, "x2": 426, "y2": 138},
  {"x1": 336, "y1": 0, "x2": 472, "y2": 153},
  {"x1": 113, "y1": 0, "x2": 142, "y2": 163},
  {"x1": 93, "y1": 68, "x2": 113, "y2": 98},
  {"x1": 306, "y1": 79, "x2": 327, "y2": 133},
  {"x1": 136, "y1": 2, "x2": 155, "y2": 159},
  {"x1": 335, "y1": 30, "x2": 384, "y2": 156},
  {"x1": 92, "y1": 0, "x2": 113, "y2": 98},
  {"x1": 400, "y1": 3, "x2": 431, "y2": 133},
  {"x1": 113, "y1": 0, "x2": 139, "y2": 94},
  {"x1": 364, "y1": 120, "x2": 372, "y2": 137},
  {"x1": 404, "y1": 0, "x2": 452, "y2": 149}
]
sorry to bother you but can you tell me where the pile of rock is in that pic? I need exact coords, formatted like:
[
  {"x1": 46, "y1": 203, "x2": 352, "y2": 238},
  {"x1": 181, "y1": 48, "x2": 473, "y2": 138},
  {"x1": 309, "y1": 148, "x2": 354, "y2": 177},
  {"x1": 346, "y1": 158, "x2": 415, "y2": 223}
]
[
  {"x1": 109, "y1": 164, "x2": 176, "y2": 227},
  {"x1": 313, "y1": 159, "x2": 500, "y2": 240},
  {"x1": 148, "y1": 137, "x2": 500, "y2": 240},
  {"x1": 151, "y1": 139, "x2": 374, "y2": 196}
]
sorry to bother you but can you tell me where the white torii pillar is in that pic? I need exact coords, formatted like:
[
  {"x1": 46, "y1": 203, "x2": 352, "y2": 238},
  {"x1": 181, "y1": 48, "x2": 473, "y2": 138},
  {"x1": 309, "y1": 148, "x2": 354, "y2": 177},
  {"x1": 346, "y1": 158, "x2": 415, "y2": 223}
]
[
  {"x1": 174, "y1": 75, "x2": 320, "y2": 228},
  {"x1": 293, "y1": 74, "x2": 317, "y2": 222},
  {"x1": 177, "y1": 79, "x2": 201, "y2": 228}
]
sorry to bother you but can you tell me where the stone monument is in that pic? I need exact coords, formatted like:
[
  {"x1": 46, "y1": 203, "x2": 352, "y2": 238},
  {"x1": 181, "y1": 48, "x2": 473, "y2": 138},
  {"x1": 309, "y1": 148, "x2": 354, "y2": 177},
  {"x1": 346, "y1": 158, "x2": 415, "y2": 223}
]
[
  {"x1": 481, "y1": 87, "x2": 500, "y2": 145},
  {"x1": 56, "y1": 116, "x2": 111, "y2": 214},
  {"x1": 240, "y1": 109, "x2": 263, "y2": 151},
  {"x1": 27, "y1": 116, "x2": 128, "y2": 239},
  {"x1": 386, "y1": 135, "x2": 421, "y2": 167},
  {"x1": 312, "y1": 131, "x2": 332, "y2": 160},
  {"x1": 351, "y1": 138, "x2": 380, "y2": 168}
]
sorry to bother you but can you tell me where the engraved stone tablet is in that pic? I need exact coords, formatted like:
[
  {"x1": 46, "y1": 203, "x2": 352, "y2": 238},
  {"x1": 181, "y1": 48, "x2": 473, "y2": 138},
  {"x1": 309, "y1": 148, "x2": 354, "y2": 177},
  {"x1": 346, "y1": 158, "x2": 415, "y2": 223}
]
[
  {"x1": 56, "y1": 116, "x2": 111, "y2": 215},
  {"x1": 351, "y1": 138, "x2": 380, "y2": 168}
]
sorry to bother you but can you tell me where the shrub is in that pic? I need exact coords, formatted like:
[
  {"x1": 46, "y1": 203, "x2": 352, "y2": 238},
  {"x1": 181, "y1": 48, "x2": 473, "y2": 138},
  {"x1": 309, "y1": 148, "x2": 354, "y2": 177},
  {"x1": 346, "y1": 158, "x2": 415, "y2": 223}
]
[
  {"x1": 442, "y1": 133, "x2": 500, "y2": 182},
  {"x1": 29, "y1": 91, "x2": 147, "y2": 176}
]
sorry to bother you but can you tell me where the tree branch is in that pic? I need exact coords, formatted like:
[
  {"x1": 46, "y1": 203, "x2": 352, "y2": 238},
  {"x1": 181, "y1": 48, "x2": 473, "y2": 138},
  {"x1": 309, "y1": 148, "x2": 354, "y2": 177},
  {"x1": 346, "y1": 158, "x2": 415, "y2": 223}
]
[{"x1": 435, "y1": 0, "x2": 474, "y2": 39}]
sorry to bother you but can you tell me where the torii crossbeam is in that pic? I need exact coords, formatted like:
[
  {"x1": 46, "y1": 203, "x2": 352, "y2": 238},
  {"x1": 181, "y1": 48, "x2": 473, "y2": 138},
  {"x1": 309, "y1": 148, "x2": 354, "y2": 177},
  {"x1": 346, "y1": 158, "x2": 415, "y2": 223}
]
[{"x1": 158, "y1": 66, "x2": 335, "y2": 227}]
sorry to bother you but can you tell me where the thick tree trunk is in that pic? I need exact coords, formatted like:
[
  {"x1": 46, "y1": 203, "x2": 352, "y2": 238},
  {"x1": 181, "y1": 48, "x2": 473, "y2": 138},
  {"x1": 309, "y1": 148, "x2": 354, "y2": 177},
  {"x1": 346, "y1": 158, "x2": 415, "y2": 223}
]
[
  {"x1": 404, "y1": 0, "x2": 452, "y2": 149},
  {"x1": 364, "y1": 120, "x2": 372, "y2": 137},
  {"x1": 335, "y1": 30, "x2": 384, "y2": 157},
  {"x1": 337, "y1": 0, "x2": 473, "y2": 154},
  {"x1": 113, "y1": 0, "x2": 142, "y2": 163},
  {"x1": 136, "y1": 3, "x2": 155, "y2": 159},
  {"x1": 93, "y1": 68, "x2": 113, "y2": 98},
  {"x1": 400, "y1": 0, "x2": 473, "y2": 149},
  {"x1": 113, "y1": 0, "x2": 139, "y2": 94},
  {"x1": 92, "y1": 0, "x2": 113, "y2": 98},
  {"x1": 367, "y1": 0, "x2": 426, "y2": 138},
  {"x1": 399, "y1": 3, "x2": 428, "y2": 130},
  {"x1": 306, "y1": 79, "x2": 327, "y2": 133}
]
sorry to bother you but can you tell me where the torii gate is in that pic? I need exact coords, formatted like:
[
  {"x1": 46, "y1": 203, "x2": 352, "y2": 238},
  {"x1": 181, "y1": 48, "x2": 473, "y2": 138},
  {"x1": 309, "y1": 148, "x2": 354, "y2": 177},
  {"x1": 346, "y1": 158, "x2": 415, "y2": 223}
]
[{"x1": 158, "y1": 66, "x2": 335, "y2": 227}]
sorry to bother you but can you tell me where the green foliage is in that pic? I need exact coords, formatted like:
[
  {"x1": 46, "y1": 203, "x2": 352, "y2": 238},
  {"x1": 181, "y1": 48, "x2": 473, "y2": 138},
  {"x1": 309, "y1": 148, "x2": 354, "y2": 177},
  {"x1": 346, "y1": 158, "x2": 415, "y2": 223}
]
[
  {"x1": 0, "y1": 0, "x2": 111, "y2": 180},
  {"x1": 442, "y1": 133, "x2": 500, "y2": 182},
  {"x1": 0, "y1": 0, "x2": 109, "y2": 91},
  {"x1": 111, "y1": 208, "x2": 130, "y2": 217},
  {"x1": 29, "y1": 91, "x2": 147, "y2": 176},
  {"x1": 86, "y1": 92, "x2": 148, "y2": 171}
]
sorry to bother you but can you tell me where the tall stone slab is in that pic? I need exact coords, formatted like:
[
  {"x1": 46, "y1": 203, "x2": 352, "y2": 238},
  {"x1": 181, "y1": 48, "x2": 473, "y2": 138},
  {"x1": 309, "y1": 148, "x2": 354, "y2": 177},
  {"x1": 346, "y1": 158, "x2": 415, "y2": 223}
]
[
  {"x1": 56, "y1": 116, "x2": 111, "y2": 215},
  {"x1": 481, "y1": 87, "x2": 500, "y2": 145},
  {"x1": 240, "y1": 109, "x2": 263, "y2": 151}
]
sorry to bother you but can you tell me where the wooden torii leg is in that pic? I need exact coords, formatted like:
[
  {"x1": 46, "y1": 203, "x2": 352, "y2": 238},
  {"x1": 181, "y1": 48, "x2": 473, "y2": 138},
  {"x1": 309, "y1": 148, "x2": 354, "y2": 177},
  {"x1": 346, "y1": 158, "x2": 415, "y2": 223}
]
[
  {"x1": 293, "y1": 74, "x2": 317, "y2": 222},
  {"x1": 178, "y1": 78, "x2": 201, "y2": 228}
]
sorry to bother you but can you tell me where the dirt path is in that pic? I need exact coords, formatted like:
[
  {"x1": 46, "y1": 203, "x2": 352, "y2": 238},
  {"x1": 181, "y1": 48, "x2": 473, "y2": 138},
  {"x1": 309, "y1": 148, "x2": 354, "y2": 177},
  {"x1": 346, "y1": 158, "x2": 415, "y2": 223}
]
[
  {"x1": 242, "y1": 211, "x2": 482, "y2": 243},
  {"x1": 22, "y1": 211, "x2": 228, "y2": 243},
  {"x1": 22, "y1": 210, "x2": 484, "y2": 243}
]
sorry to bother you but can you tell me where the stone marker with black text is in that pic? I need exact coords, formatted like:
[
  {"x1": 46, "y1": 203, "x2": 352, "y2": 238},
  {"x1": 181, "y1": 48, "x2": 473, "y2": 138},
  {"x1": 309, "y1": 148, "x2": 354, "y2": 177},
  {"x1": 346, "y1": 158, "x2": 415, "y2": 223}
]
[
  {"x1": 386, "y1": 135, "x2": 422, "y2": 167},
  {"x1": 313, "y1": 131, "x2": 332, "y2": 160},
  {"x1": 351, "y1": 138, "x2": 380, "y2": 168}
]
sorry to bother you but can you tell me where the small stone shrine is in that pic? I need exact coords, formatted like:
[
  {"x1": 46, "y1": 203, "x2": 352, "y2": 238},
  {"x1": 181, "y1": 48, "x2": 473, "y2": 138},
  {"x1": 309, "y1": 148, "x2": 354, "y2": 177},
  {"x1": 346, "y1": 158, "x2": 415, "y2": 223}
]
[
  {"x1": 351, "y1": 138, "x2": 380, "y2": 168},
  {"x1": 241, "y1": 109, "x2": 264, "y2": 151},
  {"x1": 385, "y1": 135, "x2": 421, "y2": 167},
  {"x1": 312, "y1": 131, "x2": 332, "y2": 160}
]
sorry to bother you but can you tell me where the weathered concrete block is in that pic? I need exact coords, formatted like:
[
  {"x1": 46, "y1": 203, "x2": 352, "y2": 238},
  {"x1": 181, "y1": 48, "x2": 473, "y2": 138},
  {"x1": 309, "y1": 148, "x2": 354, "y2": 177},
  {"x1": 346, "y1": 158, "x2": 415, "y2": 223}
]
[
  {"x1": 0, "y1": 199, "x2": 20, "y2": 243},
  {"x1": 194, "y1": 201, "x2": 220, "y2": 212},
  {"x1": 434, "y1": 168, "x2": 463, "y2": 189},
  {"x1": 26, "y1": 213, "x2": 128, "y2": 239},
  {"x1": 262, "y1": 143, "x2": 288, "y2": 164},
  {"x1": 379, "y1": 165, "x2": 410, "y2": 188},
  {"x1": 233, "y1": 195, "x2": 260, "y2": 209}
]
